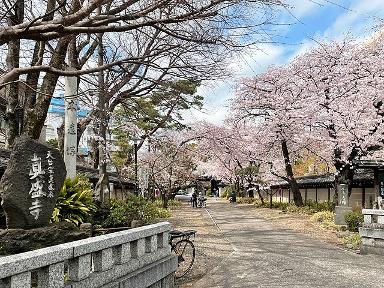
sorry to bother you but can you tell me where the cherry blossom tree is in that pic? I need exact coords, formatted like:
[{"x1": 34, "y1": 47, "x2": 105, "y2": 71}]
[
  {"x1": 139, "y1": 130, "x2": 199, "y2": 208},
  {"x1": 231, "y1": 65, "x2": 312, "y2": 206},
  {"x1": 231, "y1": 34, "x2": 384, "y2": 205},
  {"x1": 291, "y1": 37, "x2": 384, "y2": 199},
  {"x1": 0, "y1": 0, "x2": 286, "y2": 147},
  {"x1": 188, "y1": 121, "x2": 246, "y2": 182},
  {"x1": 187, "y1": 121, "x2": 271, "y2": 199}
]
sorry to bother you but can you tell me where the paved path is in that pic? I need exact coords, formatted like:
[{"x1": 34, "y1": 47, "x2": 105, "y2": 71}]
[{"x1": 192, "y1": 200, "x2": 384, "y2": 288}]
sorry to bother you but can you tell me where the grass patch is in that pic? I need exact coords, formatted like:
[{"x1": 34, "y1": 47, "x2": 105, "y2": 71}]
[{"x1": 254, "y1": 200, "x2": 333, "y2": 215}]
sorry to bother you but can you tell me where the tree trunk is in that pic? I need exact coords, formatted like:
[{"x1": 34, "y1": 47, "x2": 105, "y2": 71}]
[
  {"x1": 256, "y1": 186, "x2": 264, "y2": 204},
  {"x1": 91, "y1": 138, "x2": 100, "y2": 169},
  {"x1": 4, "y1": 0, "x2": 24, "y2": 148},
  {"x1": 23, "y1": 0, "x2": 56, "y2": 120},
  {"x1": 163, "y1": 169, "x2": 172, "y2": 209},
  {"x1": 23, "y1": 37, "x2": 70, "y2": 139},
  {"x1": 94, "y1": 30, "x2": 109, "y2": 202},
  {"x1": 57, "y1": 123, "x2": 64, "y2": 156},
  {"x1": 22, "y1": 0, "x2": 81, "y2": 141},
  {"x1": 162, "y1": 191, "x2": 168, "y2": 209},
  {"x1": 333, "y1": 147, "x2": 356, "y2": 205},
  {"x1": 281, "y1": 140, "x2": 303, "y2": 206}
]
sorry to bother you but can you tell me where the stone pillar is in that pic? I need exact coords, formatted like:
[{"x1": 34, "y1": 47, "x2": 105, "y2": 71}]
[
  {"x1": 63, "y1": 76, "x2": 78, "y2": 179},
  {"x1": 335, "y1": 183, "x2": 352, "y2": 225}
]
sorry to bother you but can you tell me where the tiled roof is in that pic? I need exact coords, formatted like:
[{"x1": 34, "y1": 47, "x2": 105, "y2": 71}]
[
  {"x1": 353, "y1": 159, "x2": 384, "y2": 168},
  {"x1": 270, "y1": 169, "x2": 374, "y2": 189}
]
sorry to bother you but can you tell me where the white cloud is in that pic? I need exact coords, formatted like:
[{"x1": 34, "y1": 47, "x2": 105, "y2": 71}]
[
  {"x1": 286, "y1": 38, "x2": 317, "y2": 62},
  {"x1": 182, "y1": 44, "x2": 285, "y2": 125},
  {"x1": 184, "y1": 1, "x2": 384, "y2": 126},
  {"x1": 286, "y1": 0, "x2": 322, "y2": 19},
  {"x1": 183, "y1": 106, "x2": 230, "y2": 125},
  {"x1": 323, "y1": 0, "x2": 384, "y2": 40},
  {"x1": 229, "y1": 44, "x2": 285, "y2": 77}
]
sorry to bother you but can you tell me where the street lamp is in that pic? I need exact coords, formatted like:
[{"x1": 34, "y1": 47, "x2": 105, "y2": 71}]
[{"x1": 132, "y1": 136, "x2": 141, "y2": 196}]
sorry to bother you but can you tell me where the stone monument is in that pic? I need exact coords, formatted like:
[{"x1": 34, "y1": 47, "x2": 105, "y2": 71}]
[
  {"x1": 0, "y1": 136, "x2": 66, "y2": 229},
  {"x1": 334, "y1": 183, "x2": 353, "y2": 225}
]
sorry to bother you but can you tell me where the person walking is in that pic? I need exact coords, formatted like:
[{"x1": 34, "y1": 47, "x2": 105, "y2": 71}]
[
  {"x1": 192, "y1": 191, "x2": 198, "y2": 208},
  {"x1": 198, "y1": 192, "x2": 206, "y2": 208},
  {"x1": 230, "y1": 191, "x2": 236, "y2": 203}
]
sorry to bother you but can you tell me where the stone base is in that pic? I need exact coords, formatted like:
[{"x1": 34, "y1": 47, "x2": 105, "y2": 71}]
[
  {"x1": 0, "y1": 222, "x2": 89, "y2": 255},
  {"x1": 360, "y1": 245, "x2": 384, "y2": 255},
  {"x1": 334, "y1": 206, "x2": 352, "y2": 225},
  {"x1": 359, "y1": 227, "x2": 384, "y2": 255}
]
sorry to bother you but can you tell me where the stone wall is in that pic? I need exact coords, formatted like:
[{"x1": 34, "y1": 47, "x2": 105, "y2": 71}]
[
  {"x1": 0, "y1": 222, "x2": 177, "y2": 288},
  {"x1": 359, "y1": 209, "x2": 384, "y2": 255}
]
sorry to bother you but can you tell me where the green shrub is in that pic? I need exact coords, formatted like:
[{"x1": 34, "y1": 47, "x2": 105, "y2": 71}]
[
  {"x1": 102, "y1": 195, "x2": 171, "y2": 228},
  {"x1": 46, "y1": 139, "x2": 59, "y2": 148},
  {"x1": 344, "y1": 211, "x2": 364, "y2": 232},
  {"x1": 222, "y1": 185, "x2": 235, "y2": 198},
  {"x1": 153, "y1": 199, "x2": 181, "y2": 208},
  {"x1": 102, "y1": 200, "x2": 130, "y2": 227},
  {"x1": 310, "y1": 211, "x2": 335, "y2": 223},
  {"x1": 254, "y1": 200, "x2": 333, "y2": 215},
  {"x1": 342, "y1": 233, "x2": 362, "y2": 250},
  {"x1": 310, "y1": 211, "x2": 339, "y2": 230},
  {"x1": 52, "y1": 175, "x2": 96, "y2": 226},
  {"x1": 236, "y1": 197, "x2": 257, "y2": 204},
  {"x1": 252, "y1": 199, "x2": 263, "y2": 206},
  {"x1": 305, "y1": 200, "x2": 333, "y2": 212},
  {"x1": 92, "y1": 201, "x2": 112, "y2": 226},
  {"x1": 254, "y1": 201, "x2": 291, "y2": 211},
  {"x1": 157, "y1": 208, "x2": 172, "y2": 218}
]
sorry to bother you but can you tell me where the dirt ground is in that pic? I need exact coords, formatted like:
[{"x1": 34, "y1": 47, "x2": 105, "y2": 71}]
[
  {"x1": 250, "y1": 207, "x2": 343, "y2": 246},
  {"x1": 167, "y1": 201, "x2": 352, "y2": 287}
]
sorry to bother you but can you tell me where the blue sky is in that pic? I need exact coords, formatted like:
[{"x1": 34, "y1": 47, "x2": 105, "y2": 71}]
[{"x1": 184, "y1": 0, "x2": 384, "y2": 124}]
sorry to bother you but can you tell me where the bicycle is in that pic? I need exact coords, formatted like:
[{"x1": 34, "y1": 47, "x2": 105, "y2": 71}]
[
  {"x1": 197, "y1": 196, "x2": 207, "y2": 208},
  {"x1": 169, "y1": 229, "x2": 196, "y2": 279}
]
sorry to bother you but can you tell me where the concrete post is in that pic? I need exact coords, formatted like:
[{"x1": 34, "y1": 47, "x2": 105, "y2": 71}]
[{"x1": 64, "y1": 76, "x2": 78, "y2": 179}]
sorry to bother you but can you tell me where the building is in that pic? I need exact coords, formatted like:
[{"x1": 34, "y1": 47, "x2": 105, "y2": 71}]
[{"x1": 263, "y1": 165, "x2": 381, "y2": 209}]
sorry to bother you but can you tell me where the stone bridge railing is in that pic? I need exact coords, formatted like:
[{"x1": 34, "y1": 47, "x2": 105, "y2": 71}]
[
  {"x1": 359, "y1": 209, "x2": 384, "y2": 255},
  {"x1": 0, "y1": 222, "x2": 177, "y2": 288}
]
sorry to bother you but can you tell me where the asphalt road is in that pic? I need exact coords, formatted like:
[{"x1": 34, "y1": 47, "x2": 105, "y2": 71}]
[{"x1": 192, "y1": 200, "x2": 384, "y2": 288}]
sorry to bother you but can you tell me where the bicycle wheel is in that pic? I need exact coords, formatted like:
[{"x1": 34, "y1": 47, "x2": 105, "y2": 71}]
[{"x1": 173, "y1": 239, "x2": 195, "y2": 279}]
